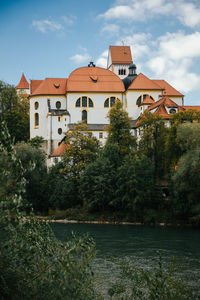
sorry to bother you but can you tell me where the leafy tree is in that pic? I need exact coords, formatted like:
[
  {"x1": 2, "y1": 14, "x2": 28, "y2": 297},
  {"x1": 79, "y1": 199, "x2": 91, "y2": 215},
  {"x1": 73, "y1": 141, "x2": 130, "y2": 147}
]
[
  {"x1": 14, "y1": 142, "x2": 48, "y2": 212},
  {"x1": 138, "y1": 112, "x2": 167, "y2": 179},
  {"x1": 80, "y1": 144, "x2": 120, "y2": 211},
  {"x1": 28, "y1": 136, "x2": 44, "y2": 148},
  {"x1": 106, "y1": 100, "x2": 136, "y2": 157},
  {"x1": 0, "y1": 80, "x2": 29, "y2": 143},
  {"x1": 62, "y1": 122, "x2": 100, "y2": 178},
  {"x1": 115, "y1": 155, "x2": 161, "y2": 222},
  {"x1": 177, "y1": 122, "x2": 200, "y2": 152}
]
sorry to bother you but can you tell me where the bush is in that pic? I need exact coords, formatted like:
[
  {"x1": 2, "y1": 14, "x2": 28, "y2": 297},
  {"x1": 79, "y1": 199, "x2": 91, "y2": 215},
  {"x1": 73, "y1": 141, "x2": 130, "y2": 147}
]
[{"x1": 0, "y1": 218, "x2": 100, "y2": 300}]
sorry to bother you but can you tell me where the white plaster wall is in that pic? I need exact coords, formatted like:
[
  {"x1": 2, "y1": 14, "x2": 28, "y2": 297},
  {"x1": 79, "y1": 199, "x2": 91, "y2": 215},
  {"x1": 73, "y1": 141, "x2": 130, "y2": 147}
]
[
  {"x1": 126, "y1": 91, "x2": 160, "y2": 119},
  {"x1": 30, "y1": 95, "x2": 67, "y2": 140},
  {"x1": 169, "y1": 97, "x2": 183, "y2": 106},
  {"x1": 67, "y1": 93, "x2": 123, "y2": 124}
]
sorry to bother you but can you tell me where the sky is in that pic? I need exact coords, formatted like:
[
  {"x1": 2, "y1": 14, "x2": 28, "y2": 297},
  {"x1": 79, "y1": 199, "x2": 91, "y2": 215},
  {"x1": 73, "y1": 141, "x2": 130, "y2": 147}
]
[{"x1": 0, "y1": 0, "x2": 200, "y2": 105}]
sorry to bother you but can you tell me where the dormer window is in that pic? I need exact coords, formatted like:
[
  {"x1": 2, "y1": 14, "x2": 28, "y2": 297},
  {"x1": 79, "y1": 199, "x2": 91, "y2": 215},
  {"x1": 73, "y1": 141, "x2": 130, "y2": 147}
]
[
  {"x1": 169, "y1": 108, "x2": 176, "y2": 114},
  {"x1": 54, "y1": 84, "x2": 60, "y2": 89}
]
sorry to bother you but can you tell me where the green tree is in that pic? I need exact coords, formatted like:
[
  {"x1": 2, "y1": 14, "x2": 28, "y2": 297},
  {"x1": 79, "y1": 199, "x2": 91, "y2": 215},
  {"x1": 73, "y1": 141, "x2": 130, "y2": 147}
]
[
  {"x1": 62, "y1": 122, "x2": 100, "y2": 178},
  {"x1": 14, "y1": 142, "x2": 48, "y2": 212},
  {"x1": 138, "y1": 112, "x2": 167, "y2": 179},
  {"x1": 0, "y1": 80, "x2": 29, "y2": 143},
  {"x1": 80, "y1": 144, "x2": 120, "y2": 211},
  {"x1": 106, "y1": 100, "x2": 136, "y2": 157}
]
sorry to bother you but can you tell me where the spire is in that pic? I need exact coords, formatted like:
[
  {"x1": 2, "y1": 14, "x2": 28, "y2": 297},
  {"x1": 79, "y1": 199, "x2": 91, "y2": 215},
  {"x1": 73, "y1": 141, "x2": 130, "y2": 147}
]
[{"x1": 16, "y1": 73, "x2": 29, "y2": 89}]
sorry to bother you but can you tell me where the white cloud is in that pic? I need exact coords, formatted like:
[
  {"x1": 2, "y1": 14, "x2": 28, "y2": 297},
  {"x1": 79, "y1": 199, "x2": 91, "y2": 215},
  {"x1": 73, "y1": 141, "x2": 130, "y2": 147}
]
[
  {"x1": 32, "y1": 19, "x2": 63, "y2": 33},
  {"x1": 99, "y1": 0, "x2": 200, "y2": 28},
  {"x1": 96, "y1": 50, "x2": 108, "y2": 68},
  {"x1": 101, "y1": 24, "x2": 119, "y2": 35},
  {"x1": 70, "y1": 53, "x2": 90, "y2": 64},
  {"x1": 119, "y1": 31, "x2": 200, "y2": 93},
  {"x1": 62, "y1": 15, "x2": 77, "y2": 25}
]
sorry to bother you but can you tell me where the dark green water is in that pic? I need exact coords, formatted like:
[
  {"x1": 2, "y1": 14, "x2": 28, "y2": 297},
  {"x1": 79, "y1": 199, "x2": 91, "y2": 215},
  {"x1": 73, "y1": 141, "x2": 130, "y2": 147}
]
[{"x1": 51, "y1": 223, "x2": 200, "y2": 294}]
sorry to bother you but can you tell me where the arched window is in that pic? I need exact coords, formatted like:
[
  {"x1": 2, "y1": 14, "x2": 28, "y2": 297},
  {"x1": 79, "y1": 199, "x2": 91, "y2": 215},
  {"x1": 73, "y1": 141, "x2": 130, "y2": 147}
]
[
  {"x1": 58, "y1": 128, "x2": 62, "y2": 135},
  {"x1": 82, "y1": 110, "x2": 87, "y2": 123},
  {"x1": 34, "y1": 113, "x2": 39, "y2": 127},
  {"x1": 104, "y1": 97, "x2": 120, "y2": 108},
  {"x1": 56, "y1": 101, "x2": 61, "y2": 109},
  {"x1": 75, "y1": 97, "x2": 94, "y2": 108},
  {"x1": 34, "y1": 102, "x2": 39, "y2": 110},
  {"x1": 136, "y1": 94, "x2": 155, "y2": 106}
]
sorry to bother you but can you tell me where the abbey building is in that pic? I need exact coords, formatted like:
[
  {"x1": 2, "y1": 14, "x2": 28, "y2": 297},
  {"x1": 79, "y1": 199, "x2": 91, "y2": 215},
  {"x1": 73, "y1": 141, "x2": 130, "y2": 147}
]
[{"x1": 16, "y1": 45, "x2": 199, "y2": 164}]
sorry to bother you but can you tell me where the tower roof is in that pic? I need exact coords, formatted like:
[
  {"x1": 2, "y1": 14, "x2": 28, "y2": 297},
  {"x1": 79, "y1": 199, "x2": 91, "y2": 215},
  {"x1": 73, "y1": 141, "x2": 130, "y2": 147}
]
[
  {"x1": 16, "y1": 73, "x2": 29, "y2": 89},
  {"x1": 109, "y1": 46, "x2": 133, "y2": 64}
]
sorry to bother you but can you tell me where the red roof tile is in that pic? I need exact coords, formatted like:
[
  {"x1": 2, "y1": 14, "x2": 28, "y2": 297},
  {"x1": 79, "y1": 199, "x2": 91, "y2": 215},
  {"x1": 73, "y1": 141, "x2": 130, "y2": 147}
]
[
  {"x1": 181, "y1": 106, "x2": 200, "y2": 111},
  {"x1": 140, "y1": 95, "x2": 155, "y2": 106},
  {"x1": 31, "y1": 78, "x2": 67, "y2": 96},
  {"x1": 51, "y1": 142, "x2": 68, "y2": 157},
  {"x1": 154, "y1": 104, "x2": 171, "y2": 119},
  {"x1": 147, "y1": 97, "x2": 178, "y2": 112},
  {"x1": 30, "y1": 80, "x2": 43, "y2": 94},
  {"x1": 128, "y1": 73, "x2": 163, "y2": 90},
  {"x1": 152, "y1": 80, "x2": 183, "y2": 97},
  {"x1": 110, "y1": 46, "x2": 133, "y2": 64},
  {"x1": 16, "y1": 73, "x2": 29, "y2": 89},
  {"x1": 67, "y1": 66, "x2": 125, "y2": 92}
]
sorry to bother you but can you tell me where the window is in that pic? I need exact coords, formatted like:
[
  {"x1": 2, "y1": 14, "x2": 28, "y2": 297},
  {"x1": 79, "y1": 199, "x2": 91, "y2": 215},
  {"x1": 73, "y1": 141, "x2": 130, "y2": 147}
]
[
  {"x1": 34, "y1": 102, "x2": 39, "y2": 110},
  {"x1": 118, "y1": 69, "x2": 126, "y2": 75},
  {"x1": 34, "y1": 113, "x2": 39, "y2": 127},
  {"x1": 58, "y1": 128, "x2": 62, "y2": 135},
  {"x1": 104, "y1": 97, "x2": 120, "y2": 108},
  {"x1": 136, "y1": 94, "x2": 154, "y2": 106},
  {"x1": 99, "y1": 132, "x2": 103, "y2": 139},
  {"x1": 82, "y1": 110, "x2": 87, "y2": 123},
  {"x1": 169, "y1": 108, "x2": 176, "y2": 114},
  {"x1": 56, "y1": 101, "x2": 61, "y2": 109},
  {"x1": 75, "y1": 97, "x2": 94, "y2": 108},
  {"x1": 58, "y1": 117, "x2": 61, "y2": 122}
]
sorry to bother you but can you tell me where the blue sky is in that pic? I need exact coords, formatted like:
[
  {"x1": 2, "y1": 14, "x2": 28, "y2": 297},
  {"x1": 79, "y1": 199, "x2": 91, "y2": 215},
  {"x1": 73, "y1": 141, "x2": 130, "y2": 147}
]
[{"x1": 0, "y1": 0, "x2": 200, "y2": 105}]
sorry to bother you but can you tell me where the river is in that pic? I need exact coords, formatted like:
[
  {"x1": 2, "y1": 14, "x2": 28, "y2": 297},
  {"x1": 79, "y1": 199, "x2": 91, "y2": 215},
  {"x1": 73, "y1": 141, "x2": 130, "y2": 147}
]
[{"x1": 51, "y1": 223, "x2": 200, "y2": 297}]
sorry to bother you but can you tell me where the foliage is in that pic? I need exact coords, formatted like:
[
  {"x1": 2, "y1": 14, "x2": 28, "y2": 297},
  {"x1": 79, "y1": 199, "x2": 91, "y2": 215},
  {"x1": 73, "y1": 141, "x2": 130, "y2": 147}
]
[
  {"x1": 62, "y1": 122, "x2": 100, "y2": 178},
  {"x1": 171, "y1": 150, "x2": 200, "y2": 224},
  {"x1": 28, "y1": 136, "x2": 44, "y2": 148},
  {"x1": 108, "y1": 253, "x2": 196, "y2": 300},
  {"x1": 14, "y1": 142, "x2": 48, "y2": 212},
  {"x1": 106, "y1": 100, "x2": 136, "y2": 157},
  {"x1": 0, "y1": 122, "x2": 27, "y2": 221},
  {"x1": 0, "y1": 219, "x2": 100, "y2": 300},
  {"x1": 47, "y1": 162, "x2": 80, "y2": 210},
  {"x1": 0, "y1": 80, "x2": 29, "y2": 143},
  {"x1": 177, "y1": 122, "x2": 200, "y2": 152},
  {"x1": 80, "y1": 144, "x2": 120, "y2": 211},
  {"x1": 138, "y1": 112, "x2": 167, "y2": 179}
]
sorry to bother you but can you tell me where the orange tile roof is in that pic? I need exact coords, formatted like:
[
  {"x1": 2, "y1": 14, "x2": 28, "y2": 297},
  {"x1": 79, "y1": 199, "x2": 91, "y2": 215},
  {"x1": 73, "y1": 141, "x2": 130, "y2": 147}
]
[
  {"x1": 16, "y1": 73, "x2": 29, "y2": 89},
  {"x1": 67, "y1": 66, "x2": 125, "y2": 92},
  {"x1": 110, "y1": 46, "x2": 133, "y2": 64},
  {"x1": 181, "y1": 106, "x2": 200, "y2": 111},
  {"x1": 51, "y1": 142, "x2": 68, "y2": 157},
  {"x1": 30, "y1": 80, "x2": 43, "y2": 94},
  {"x1": 31, "y1": 78, "x2": 67, "y2": 96},
  {"x1": 152, "y1": 80, "x2": 183, "y2": 97},
  {"x1": 147, "y1": 97, "x2": 178, "y2": 112},
  {"x1": 140, "y1": 95, "x2": 155, "y2": 106},
  {"x1": 128, "y1": 73, "x2": 163, "y2": 90},
  {"x1": 154, "y1": 104, "x2": 171, "y2": 119}
]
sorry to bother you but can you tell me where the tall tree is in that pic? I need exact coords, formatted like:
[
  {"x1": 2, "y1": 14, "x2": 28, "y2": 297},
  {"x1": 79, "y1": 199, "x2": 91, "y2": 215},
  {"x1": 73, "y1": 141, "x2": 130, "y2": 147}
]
[{"x1": 106, "y1": 100, "x2": 136, "y2": 157}]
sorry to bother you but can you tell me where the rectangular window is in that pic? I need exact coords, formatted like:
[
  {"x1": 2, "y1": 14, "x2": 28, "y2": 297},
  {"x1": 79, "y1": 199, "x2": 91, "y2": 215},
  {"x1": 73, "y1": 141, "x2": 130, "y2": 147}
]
[
  {"x1": 99, "y1": 132, "x2": 103, "y2": 139},
  {"x1": 82, "y1": 97, "x2": 87, "y2": 107},
  {"x1": 58, "y1": 117, "x2": 61, "y2": 122}
]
